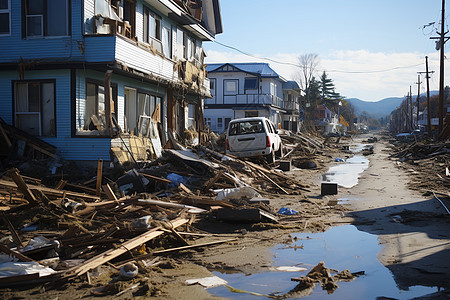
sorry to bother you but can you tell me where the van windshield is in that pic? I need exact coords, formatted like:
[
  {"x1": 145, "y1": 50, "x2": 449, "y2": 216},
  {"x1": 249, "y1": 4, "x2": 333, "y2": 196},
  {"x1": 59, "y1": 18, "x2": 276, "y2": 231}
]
[{"x1": 229, "y1": 120, "x2": 264, "y2": 136}]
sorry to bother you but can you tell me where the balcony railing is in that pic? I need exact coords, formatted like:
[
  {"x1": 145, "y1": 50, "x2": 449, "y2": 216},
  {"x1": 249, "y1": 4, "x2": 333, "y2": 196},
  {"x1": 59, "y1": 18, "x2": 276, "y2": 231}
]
[
  {"x1": 282, "y1": 101, "x2": 299, "y2": 111},
  {"x1": 209, "y1": 94, "x2": 283, "y2": 107}
]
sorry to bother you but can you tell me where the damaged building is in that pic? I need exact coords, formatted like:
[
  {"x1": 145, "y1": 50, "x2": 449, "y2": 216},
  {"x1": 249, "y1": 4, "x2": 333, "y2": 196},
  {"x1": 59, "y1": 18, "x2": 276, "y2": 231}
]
[{"x1": 0, "y1": 0, "x2": 222, "y2": 161}]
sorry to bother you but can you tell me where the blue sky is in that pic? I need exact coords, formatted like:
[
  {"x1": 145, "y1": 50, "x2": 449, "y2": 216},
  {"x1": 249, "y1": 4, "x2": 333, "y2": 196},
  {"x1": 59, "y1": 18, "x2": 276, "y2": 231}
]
[{"x1": 204, "y1": 0, "x2": 447, "y2": 101}]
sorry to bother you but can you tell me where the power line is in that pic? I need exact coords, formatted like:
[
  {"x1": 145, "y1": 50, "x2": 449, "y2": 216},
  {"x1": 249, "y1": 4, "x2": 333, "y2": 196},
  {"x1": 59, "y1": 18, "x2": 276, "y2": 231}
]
[{"x1": 212, "y1": 40, "x2": 425, "y2": 75}]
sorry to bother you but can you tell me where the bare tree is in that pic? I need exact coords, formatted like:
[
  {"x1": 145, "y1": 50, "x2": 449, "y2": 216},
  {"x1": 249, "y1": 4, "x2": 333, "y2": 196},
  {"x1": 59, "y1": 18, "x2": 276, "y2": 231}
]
[{"x1": 296, "y1": 53, "x2": 319, "y2": 104}]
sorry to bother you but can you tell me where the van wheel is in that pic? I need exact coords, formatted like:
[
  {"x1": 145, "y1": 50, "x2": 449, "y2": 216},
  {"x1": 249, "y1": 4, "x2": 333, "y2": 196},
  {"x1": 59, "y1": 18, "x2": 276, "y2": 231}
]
[
  {"x1": 266, "y1": 151, "x2": 275, "y2": 164},
  {"x1": 275, "y1": 143, "x2": 283, "y2": 158}
]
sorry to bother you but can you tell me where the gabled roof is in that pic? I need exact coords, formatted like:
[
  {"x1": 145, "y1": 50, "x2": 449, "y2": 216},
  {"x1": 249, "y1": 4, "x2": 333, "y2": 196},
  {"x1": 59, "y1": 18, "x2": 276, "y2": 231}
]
[
  {"x1": 206, "y1": 63, "x2": 281, "y2": 78},
  {"x1": 283, "y1": 81, "x2": 300, "y2": 90}
]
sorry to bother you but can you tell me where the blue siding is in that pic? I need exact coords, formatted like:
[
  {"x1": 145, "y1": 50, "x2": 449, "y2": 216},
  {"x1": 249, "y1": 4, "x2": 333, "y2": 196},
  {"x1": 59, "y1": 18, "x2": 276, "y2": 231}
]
[{"x1": 0, "y1": 0, "x2": 85, "y2": 63}]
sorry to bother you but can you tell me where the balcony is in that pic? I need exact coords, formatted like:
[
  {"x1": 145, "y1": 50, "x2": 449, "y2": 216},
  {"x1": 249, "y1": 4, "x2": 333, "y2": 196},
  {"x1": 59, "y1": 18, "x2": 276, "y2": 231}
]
[
  {"x1": 209, "y1": 94, "x2": 283, "y2": 107},
  {"x1": 283, "y1": 101, "x2": 300, "y2": 112}
]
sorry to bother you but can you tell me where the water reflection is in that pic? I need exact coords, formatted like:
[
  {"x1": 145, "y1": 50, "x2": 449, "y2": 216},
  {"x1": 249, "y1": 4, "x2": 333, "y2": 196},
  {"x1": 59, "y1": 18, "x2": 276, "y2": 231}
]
[
  {"x1": 208, "y1": 226, "x2": 438, "y2": 299},
  {"x1": 322, "y1": 155, "x2": 369, "y2": 188}
]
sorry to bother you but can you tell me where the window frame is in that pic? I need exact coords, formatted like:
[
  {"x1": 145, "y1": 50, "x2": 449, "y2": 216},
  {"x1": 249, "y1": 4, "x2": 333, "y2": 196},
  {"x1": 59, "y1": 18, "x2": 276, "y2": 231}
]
[
  {"x1": 75, "y1": 79, "x2": 118, "y2": 136},
  {"x1": 0, "y1": 0, "x2": 11, "y2": 36},
  {"x1": 209, "y1": 78, "x2": 216, "y2": 97},
  {"x1": 12, "y1": 79, "x2": 57, "y2": 137},
  {"x1": 223, "y1": 79, "x2": 238, "y2": 96},
  {"x1": 244, "y1": 77, "x2": 258, "y2": 90},
  {"x1": 22, "y1": 0, "x2": 71, "y2": 39},
  {"x1": 143, "y1": 6, "x2": 161, "y2": 43}
]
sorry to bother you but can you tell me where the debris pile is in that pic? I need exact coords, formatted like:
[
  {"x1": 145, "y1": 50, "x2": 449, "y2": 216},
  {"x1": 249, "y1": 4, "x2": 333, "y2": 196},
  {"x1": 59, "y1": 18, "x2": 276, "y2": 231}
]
[{"x1": 389, "y1": 140, "x2": 450, "y2": 194}]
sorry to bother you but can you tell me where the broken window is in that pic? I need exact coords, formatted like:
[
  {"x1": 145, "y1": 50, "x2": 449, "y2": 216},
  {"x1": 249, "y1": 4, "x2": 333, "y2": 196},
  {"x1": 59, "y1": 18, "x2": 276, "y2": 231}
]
[
  {"x1": 245, "y1": 111, "x2": 258, "y2": 118},
  {"x1": 76, "y1": 81, "x2": 117, "y2": 135},
  {"x1": 135, "y1": 92, "x2": 161, "y2": 134},
  {"x1": 0, "y1": 0, "x2": 10, "y2": 35},
  {"x1": 14, "y1": 80, "x2": 56, "y2": 137},
  {"x1": 23, "y1": 0, "x2": 69, "y2": 38}
]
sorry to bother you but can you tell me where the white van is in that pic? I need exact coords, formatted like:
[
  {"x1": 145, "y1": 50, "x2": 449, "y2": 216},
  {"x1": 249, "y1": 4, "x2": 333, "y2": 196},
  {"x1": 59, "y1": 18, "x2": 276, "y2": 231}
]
[{"x1": 225, "y1": 117, "x2": 282, "y2": 163}]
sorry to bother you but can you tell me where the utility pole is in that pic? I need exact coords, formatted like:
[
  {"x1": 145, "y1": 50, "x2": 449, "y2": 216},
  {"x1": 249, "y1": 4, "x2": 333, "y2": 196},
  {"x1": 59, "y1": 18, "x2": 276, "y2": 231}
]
[
  {"x1": 419, "y1": 57, "x2": 434, "y2": 135},
  {"x1": 415, "y1": 74, "x2": 422, "y2": 129},
  {"x1": 410, "y1": 85, "x2": 413, "y2": 130},
  {"x1": 431, "y1": 0, "x2": 449, "y2": 135},
  {"x1": 425, "y1": 56, "x2": 433, "y2": 136}
]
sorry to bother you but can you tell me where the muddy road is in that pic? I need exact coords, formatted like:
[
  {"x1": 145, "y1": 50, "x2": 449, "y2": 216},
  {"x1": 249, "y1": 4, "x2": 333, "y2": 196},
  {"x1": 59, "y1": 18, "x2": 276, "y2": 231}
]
[{"x1": 2, "y1": 134, "x2": 449, "y2": 299}]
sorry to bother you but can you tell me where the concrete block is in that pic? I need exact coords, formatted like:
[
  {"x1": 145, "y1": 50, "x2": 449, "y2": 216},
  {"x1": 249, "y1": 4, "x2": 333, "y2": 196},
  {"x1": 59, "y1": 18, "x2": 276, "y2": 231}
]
[{"x1": 321, "y1": 182, "x2": 338, "y2": 196}]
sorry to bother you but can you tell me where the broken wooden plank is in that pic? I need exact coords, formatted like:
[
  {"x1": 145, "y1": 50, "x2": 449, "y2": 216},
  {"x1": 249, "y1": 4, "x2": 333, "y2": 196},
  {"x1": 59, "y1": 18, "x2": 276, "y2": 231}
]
[
  {"x1": 0, "y1": 244, "x2": 33, "y2": 262},
  {"x1": 179, "y1": 182, "x2": 195, "y2": 195},
  {"x1": 96, "y1": 159, "x2": 103, "y2": 197},
  {"x1": 138, "y1": 172, "x2": 172, "y2": 183},
  {"x1": 0, "y1": 211, "x2": 23, "y2": 248},
  {"x1": 7, "y1": 168, "x2": 39, "y2": 205},
  {"x1": 102, "y1": 183, "x2": 118, "y2": 202},
  {"x1": 0, "y1": 179, "x2": 101, "y2": 202},
  {"x1": 64, "y1": 218, "x2": 189, "y2": 278},
  {"x1": 152, "y1": 238, "x2": 237, "y2": 255}
]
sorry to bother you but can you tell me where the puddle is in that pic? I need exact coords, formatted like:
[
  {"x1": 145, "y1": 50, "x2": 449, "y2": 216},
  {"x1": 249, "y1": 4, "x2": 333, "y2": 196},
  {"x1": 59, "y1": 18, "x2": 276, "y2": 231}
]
[
  {"x1": 322, "y1": 155, "x2": 369, "y2": 188},
  {"x1": 208, "y1": 225, "x2": 438, "y2": 299},
  {"x1": 349, "y1": 143, "x2": 372, "y2": 153}
]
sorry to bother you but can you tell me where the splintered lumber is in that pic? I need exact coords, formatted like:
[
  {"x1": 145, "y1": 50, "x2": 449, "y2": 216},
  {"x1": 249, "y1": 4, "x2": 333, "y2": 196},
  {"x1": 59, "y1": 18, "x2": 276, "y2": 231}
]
[
  {"x1": 7, "y1": 168, "x2": 38, "y2": 205},
  {"x1": 0, "y1": 244, "x2": 33, "y2": 262},
  {"x1": 102, "y1": 183, "x2": 118, "y2": 202},
  {"x1": 152, "y1": 238, "x2": 237, "y2": 255},
  {"x1": 137, "y1": 199, "x2": 207, "y2": 214},
  {"x1": 0, "y1": 211, "x2": 23, "y2": 247},
  {"x1": 138, "y1": 172, "x2": 172, "y2": 183},
  {"x1": 64, "y1": 218, "x2": 189, "y2": 278},
  {"x1": 0, "y1": 179, "x2": 101, "y2": 202},
  {"x1": 96, "y1": 159, "x2": 103, "y2": 197}
]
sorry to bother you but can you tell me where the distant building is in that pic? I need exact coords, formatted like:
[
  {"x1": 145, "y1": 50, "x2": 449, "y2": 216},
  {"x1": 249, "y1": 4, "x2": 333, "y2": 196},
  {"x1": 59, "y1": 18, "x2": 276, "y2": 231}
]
[{"x1": 204, "y1": 62, "x2": 302, "y2": 133}]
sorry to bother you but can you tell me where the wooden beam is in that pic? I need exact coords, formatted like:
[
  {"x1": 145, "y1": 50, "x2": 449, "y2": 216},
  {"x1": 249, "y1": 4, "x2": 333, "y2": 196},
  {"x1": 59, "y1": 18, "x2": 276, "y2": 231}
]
[
  {"x1": 0, "y1": 179, "x2": 101, "y2": 202},
  {"x1": 64, "y1": 218, "x2": 189, "y2": 278},
  {"x1": 137, "y1": 172, "x2": 172, "y2": 183},
  {"x1": 55, "y1": 180, "x2": 67, "y2": 190},
  {"x1": 96, "y1": 159, "x2": 103, "y2": 197},
  {"x1": 102, "y1": 183, "x2": 118, "y2": 203},
  {"x1": 7, "y1": 168, "x2": 38, "y2": 205},
  {"x1": 152, "y1": 238, "x2": 237, "y2": 255},
  {"x1": 0, "y1": 244, "x2": 34, "y2": 262},
  {"x1": 0, "y1": 211, "x2": 23, "y2": 248}
]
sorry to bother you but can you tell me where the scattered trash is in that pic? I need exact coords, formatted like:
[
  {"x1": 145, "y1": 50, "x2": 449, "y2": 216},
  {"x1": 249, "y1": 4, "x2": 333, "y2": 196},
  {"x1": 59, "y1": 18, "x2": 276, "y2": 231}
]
[
  {"x1": 119, "y1": 263, "x2": 139, "y2": 280},
  {"x1": 278, "y1": 207, "x2": 299, "y2": 215},
  {"x1": 185, "y1": 276, "x2": 228, "y2": 288},
  {"x1": 275, "y1": 266, "x2": 307, "y2": 272},
  {"x1": 334, "y1": 158, "x2": 344, "y2": 162}
]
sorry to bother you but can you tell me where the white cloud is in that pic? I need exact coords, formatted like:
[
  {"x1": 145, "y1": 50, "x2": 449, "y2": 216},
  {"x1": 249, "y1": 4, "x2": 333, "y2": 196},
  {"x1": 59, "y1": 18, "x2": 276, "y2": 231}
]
[{"x1": 205, "y1": 49, "x2": 445, "y2": 102}]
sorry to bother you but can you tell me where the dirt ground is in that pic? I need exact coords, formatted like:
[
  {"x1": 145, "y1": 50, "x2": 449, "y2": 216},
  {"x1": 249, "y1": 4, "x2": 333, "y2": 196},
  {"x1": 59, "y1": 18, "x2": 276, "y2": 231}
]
[{"x1": 1, "y1": 133, "x2": 449, "y2": 299}]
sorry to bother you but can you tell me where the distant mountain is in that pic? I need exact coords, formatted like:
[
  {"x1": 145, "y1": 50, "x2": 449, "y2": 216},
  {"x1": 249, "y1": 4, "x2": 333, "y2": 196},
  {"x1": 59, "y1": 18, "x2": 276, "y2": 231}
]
[
  {"x1": 346, "y1": 91, "x2": 438, "y2": 119},
  {"x1": 346, "y1": 97, "x2": 402, "y2": 119}
]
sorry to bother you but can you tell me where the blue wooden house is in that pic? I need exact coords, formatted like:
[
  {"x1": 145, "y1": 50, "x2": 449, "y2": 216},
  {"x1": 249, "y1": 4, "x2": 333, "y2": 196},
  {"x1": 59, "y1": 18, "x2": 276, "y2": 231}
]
[
  {"x1": 0, "y1": 0, "x2": 222, "y2": 161},
  {"x1": 204, "y1": 63, "x2": 302, "y2": 133}
]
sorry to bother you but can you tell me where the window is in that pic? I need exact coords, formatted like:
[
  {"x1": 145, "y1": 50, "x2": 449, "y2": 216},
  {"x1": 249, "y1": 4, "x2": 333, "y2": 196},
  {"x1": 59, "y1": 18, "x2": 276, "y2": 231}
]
[
  {"x1": 0, "y1": 0, "x2": 10, "y2": 35},
  {"x1": 270, "y1": 82, "x2": 277, "y2": 96},
  {"x1": 76, "y1": 81, "x2": 117, "y2": 135},
  {"x1": 210, "y1": 79, "x2": 216, "y2": 96},
  {"x1": 228, "y1": 120, "x2": 264, "y2": 136},
  {"x1": 143, "y1": 7, "x2": 161, "y2": 43},
  {"x1": 23, "y1": 0, "x2": 69, "y2": 38},
  {"x1": 188, "y1": 104, "x2": 195, "y2": 128},
  {"x1": 245, "y1": 111, "x2": 258, "y2": 118},
  {"x1": 184, "y1": 35, "x2": 195, "y2": 60},
  {"x1": 14, "y1": 81, "x2": 55, "y2": 137},
  {"x1": 224, "y1": 118, "x2": 231, "y2": 130},
  {"x1": 224, "y1": 79, "x2": 238, "y2": 95},
  {"x1": 176, "y1": 27, "x2": 184, "y2": 59},
  {"x1": 162, "y1": 25, "x2": 171, "y2": 58},
  {"x1": 217, "y1": 118, "x2": 223, "y2": 130},
  {"x1": 244, "y1": 77, "x2": 258, "y2": 90}
]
